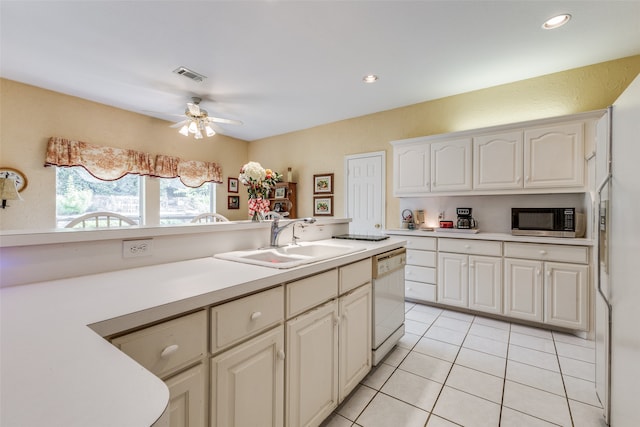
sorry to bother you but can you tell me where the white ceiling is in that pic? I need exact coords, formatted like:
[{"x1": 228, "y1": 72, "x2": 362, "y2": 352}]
[{"x1": 1, "y1": 1, "x2": 639, "y2": 141}]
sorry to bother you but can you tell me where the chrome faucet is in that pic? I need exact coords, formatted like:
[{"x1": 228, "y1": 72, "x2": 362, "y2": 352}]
[{"x1": 270, "y1": 217, "x2": 317, "y2": 247}]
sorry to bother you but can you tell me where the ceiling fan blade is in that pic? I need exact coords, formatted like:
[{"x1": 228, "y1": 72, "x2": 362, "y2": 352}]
[
  {"x1": 169, "y1": 119, "x2": 188, "y2": 128},
  {"x1": 208, "y1": 117, "x2": 243, "y2": 125},
  {"x1": 187, "y1": 102, "x2": 200, "y2": 116}
]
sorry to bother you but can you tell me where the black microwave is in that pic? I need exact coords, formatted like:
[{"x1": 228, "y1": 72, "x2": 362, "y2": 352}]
[{"x1": 511, "y1": 208, "x2": 585, "y2": 238}]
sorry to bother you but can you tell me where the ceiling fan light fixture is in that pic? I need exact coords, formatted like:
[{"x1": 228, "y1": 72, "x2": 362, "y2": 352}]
[
  {"x1": 542, "y1": 14, "x2": 571, "y2": 29},
  {"x1": 205, "y1": 125, "x2": 216, "y2": 137},
  {"x1": 178, "y1": 124, "x2": 189, "y2": 136},
  {"x1": 188, "y1": 120, "x2": 198, "y2": 133}
]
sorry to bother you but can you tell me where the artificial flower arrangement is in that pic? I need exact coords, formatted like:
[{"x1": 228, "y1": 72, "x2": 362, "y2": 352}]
[{"x1": 239, "y1": 161, "x2": 283, "y2": 218}]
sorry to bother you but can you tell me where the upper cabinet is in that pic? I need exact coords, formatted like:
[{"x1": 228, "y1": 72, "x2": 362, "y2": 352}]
[
  {"x1": 392, "y1": 140, "x2": 431, "y2": 194},
  {"x1": 391, "y1": 111, "x2": 602, "y2": 197},
  {"x1": 524, "y1": 123, "x2": 584, "y2": 189},
  {"x1": 431, "y1": 138, "x2": 472, "y2": 192}
]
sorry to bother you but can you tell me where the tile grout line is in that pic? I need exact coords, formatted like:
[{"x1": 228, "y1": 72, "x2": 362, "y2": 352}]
[{"x1": 552, "y1": 332, "x2": 576, "y2": 427}]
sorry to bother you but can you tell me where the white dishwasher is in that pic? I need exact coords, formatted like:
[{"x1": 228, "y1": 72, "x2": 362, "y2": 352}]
[{"x1": 371, "y1": 247, "x2": 406, "y2": 365}]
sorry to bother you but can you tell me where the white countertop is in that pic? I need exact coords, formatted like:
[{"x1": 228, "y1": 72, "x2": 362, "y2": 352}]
[
  {"x1": 386, "y1": 228, "x2": 594, "y2": 246},
  {"x1": 0, "y1": 238, "x2": 404, "y2": 427}
]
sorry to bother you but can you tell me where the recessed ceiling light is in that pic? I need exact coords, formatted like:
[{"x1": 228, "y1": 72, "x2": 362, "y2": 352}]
[
  {"x1": 363, "y1": 74, "x2": 379, "y2": 83},
  {"x1": 542, "y1": 14, "x2": 571, "y2": 30}
]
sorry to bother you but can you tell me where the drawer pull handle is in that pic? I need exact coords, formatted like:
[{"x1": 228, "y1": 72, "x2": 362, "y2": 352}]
[
  {"x1": 250, "y1": 311, "x2": 262, "y2": 321},
  {"x1": 464, "y1": 245, "x2": 471, "y2": 249},
  {"x1": 160, "y1": 344, "x2": 179, "y2": 358},
  {"x1": 539, "y1": 250, "x2": 547, "y2": 255},
  {"x1": 277, "y1": 350, "x2": 286, "y2": 361}
]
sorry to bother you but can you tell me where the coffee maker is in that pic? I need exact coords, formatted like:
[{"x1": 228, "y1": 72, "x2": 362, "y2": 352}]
[{"x1": 456, "y1": 208, "x2": 477, "y2": 229}]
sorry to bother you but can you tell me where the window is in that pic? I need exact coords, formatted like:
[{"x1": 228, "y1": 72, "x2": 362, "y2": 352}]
[
  {"x1": 159, "y1": 178, "x2": 216, "y2": 224},
  {"x1": 56, "y1": 167, "x2": 141, "y2": 227}
]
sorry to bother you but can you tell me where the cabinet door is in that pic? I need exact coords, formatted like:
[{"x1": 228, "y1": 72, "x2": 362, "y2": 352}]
[
  {"x1": 437, "y1": 253, "x2": 468, "y2": 307},
  {"x1": 166, "y1": 363, "x2": 206, "y2": 427},
  {"x1": 431, "y1": 138, "x2": 472, "y2": 192},
  {"x1": 286, "y1": 301, "x2": 338, "y2": 427},
  {"x1": 393, "y1": 142, "x2": 430, "y2": 195},
  {"x1": 524, "y1": 122, "x2": 584, "y2": 188},
  {"x1": 339, "y1": 283, "x2": 372, "y2": 402},
  {"x1": 210, "y1": 326, "x2": 284, "y2": 427},
  {"x1": 473, "y1": 131, "x2": 523, "y2": 190},
  {"x1": 468, "y1": 256, "x2": 502, "y2": 315},
  {"x1": 544, "y1": 262, "x2": 588, "y2": 330},
  {"x1": 503, "y1": 259, "x2": 543, "y2": 322}
]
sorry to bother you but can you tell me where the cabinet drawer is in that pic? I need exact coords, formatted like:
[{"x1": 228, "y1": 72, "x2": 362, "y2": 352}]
[
  {"x1": 406, "y1": 249, "x2": 436, "y2": 267},
  {"x1": 405, "y1": 265, "x2": 436, "y2": 284},
  {"x1": 405, "y1": 237, "x2": 437, "y2": 251},
  {"x1": 439, "y1": 238, "x2": 502, "y2": 256},
  {"x1": 504, "y1": 242, "x2": 588, "y2": 264},
  {"x1": 112, "y1": 310, "x2": 207, "y2": 379},
  {"x1": 339, "y1": 258, "x2": 372, "y2": 295},
  {"x1": 287, "y1": 269, "x2": 338, "y2": 318},
  {"x1": 211, "y1": 286, "x2": 284, "y2": 353},
  {"x1": 406, "y1": 281, "x2": 436, "y2": 302}
]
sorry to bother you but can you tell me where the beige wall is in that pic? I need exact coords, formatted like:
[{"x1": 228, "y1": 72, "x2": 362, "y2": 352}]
[
  {"x1": 0, "y1": 79, "x2": 250, "y2": 230},
  {"x1": 2, "y1": 55, "x2": 639, "y2": 231},
  {"x1": 249, "y1": 55, "x2": 640, "y2": 228}
]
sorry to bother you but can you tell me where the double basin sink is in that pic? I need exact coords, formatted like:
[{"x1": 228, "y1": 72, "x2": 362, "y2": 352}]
[{"x1": 214, "y1": 241, "x2": 365, "y2": 269}]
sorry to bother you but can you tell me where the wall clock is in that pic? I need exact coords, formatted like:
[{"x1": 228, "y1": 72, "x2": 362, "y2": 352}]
[{"x1": 0, "y1": 167, "x2": 28, "y2": 192}]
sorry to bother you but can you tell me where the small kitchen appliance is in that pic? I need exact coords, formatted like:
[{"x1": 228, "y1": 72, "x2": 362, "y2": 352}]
[
  {"x1": 456, "y1": 208, "x2": 477, "y2": 229},
  {"x1": 511, "y1": 207, "x2": 584, "y2": 238}
]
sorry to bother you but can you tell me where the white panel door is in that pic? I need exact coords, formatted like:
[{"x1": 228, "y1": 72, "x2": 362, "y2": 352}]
[
  {"x1": 473, "y1": 131, "x2": 523, "y2": 190},
  {"x1": 345, "y1": 152, "x2": 385, "y2": 235},
  {"x1": 437, "y1": 252, "x2": 468, "y2": 307},
  {"x1": 286, "y1": 301, "x2": 338, "y2": 427},
  {"x1": 544, "y1": 262, "x2": 588, "y2": 330},
  {"x1": 431, "y1": 138, "x2": 472, "y2": 192},
  {"x1": 210, "y1": 326, "x2": 284, "y2": 427},
  {"x1": 504, "y1": 259, "x2": 543, "y2": 322},
  {"x1": 338, "y1": 283, "x2": 372, "y2": 402},
  {"x1": 468, "y1": 256, "x2": 502, "y2": 315}
]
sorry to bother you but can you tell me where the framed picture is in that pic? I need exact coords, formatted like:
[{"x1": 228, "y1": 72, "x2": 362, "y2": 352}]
[
  {"x1": 228, "y1": 177, "x2": 239, "y2": 193},
  {"x1": 271, "y1": 201, "x2": 287, "y2": 213},
  {"x1": 274, "y1": 186, "x2": 287, "y2": 199},
  {"x1": 313, "y1": 173, "x2": 333, "y2": 194},
  {"x1": 313, "y1": 196, "x2": 333, "y2": 216},
  {"x1": 228, "y1": 195, "x2": 240, "y2": 209}
]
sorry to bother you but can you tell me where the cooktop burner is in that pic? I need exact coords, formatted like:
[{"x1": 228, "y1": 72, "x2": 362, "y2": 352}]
[{"x1": 332, "y1": 234, "x2": 390, "y2": 242}]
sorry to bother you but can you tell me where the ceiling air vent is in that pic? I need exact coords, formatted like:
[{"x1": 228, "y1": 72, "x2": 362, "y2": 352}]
[{"x1": 173, "y1": 66, "x2": 207, "y2": 82}]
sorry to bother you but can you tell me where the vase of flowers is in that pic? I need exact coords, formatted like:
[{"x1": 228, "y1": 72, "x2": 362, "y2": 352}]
[{"x1": 239, "y1": 161, "x2": 282, "y2": 221}]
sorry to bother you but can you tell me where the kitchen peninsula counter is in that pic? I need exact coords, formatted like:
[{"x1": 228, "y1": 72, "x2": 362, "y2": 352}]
[{"x1": 0, "y1": 237, "x2": 405, "y2": 427}]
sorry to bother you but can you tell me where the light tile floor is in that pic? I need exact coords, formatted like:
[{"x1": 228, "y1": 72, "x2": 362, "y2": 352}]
[{"x1": 322, "y1": 302, "x2": 606, "y2": 427}]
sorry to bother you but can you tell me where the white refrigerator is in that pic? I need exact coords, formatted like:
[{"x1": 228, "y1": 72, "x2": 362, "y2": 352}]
[{"x1": 595, "y1": 73, "x2": 640, "y2": 426}]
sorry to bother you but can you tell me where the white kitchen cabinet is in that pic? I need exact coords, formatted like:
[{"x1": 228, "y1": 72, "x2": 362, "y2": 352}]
[
  {"x1": 468, "y1": 256, "x2": 502, "y2": 315},
  {"x1": 473, "y1": 131, "x2": 523, "y2": 190},
  {"x1": 524, "y1": 122, "x2": 585, "y2": 188},
  {"x1": 503, "y1": 258, "x2": 544, "y2": 322},
  {"x1": 431, "y1": 138, "x2": 472, "y2": 192},
  {"x1": 404, "y1": 237, "x2": 437, "y2": 303},
  {"x1": 437, "y1": 252, "x2": 468, "y2": 308},
  {"x1": 165, "y1": 363, "x2": 206, "y2": 427},
  {"x1": 392, "y1": 140, "x2": 431, "y2": 195},
  {"x1": 210, "y1": 326, "x2": 284, "y2": 427},
  {"x1": 544, "y1": 262, "x2": 589, "y2": 330},
  {"x1": 338, "y1": 283, "x2": 372, "y2": 401},
  {"x1": 286, "y1": 301, "x2": 338, "y2": 427}
]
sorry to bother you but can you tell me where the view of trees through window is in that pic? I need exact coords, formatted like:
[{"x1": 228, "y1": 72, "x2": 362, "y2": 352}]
[
  {"x1": 159, "y1": 178, "x2": 215, "y2": 224},
  {"x1": 56, "y1": 167, "x2": 141, "y2": 227},
  {"x1": 56, "y1": 168, "x2": 216, "y2": 227}
]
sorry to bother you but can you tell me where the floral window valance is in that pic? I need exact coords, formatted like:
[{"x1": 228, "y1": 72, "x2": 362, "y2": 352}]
[{"x1": 45, "y1": 137, "x2": 222, "y2": 187}]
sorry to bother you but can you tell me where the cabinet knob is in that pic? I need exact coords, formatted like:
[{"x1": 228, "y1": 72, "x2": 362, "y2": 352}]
[
  {"x1": 539, "y1": 250, "x2": 547, "y2": 255},
  {"x1": 516, "y1": 176, "x2": 521, "y2": 183},
  {"x1": 536, "y1": 268, "x2": 541, "y2": 275},
  {"x1": 464, "y1": 245, "x2": 471, "y2": 250},
  {"x1": 250, "y1": 311, "x2": 262, "y2": 321},
  {"x1": 277, "y1": 350, "x2": 286, "y2": 361},
  {"x1": 462, "y1": 263, "x2": 467, "y2": 267},
  {"x1": 160, "y1": 344, "x2": 179, "y2": 358},
  {"x1": 375, "y1": 224, "x2": 381, "y2": 229}
]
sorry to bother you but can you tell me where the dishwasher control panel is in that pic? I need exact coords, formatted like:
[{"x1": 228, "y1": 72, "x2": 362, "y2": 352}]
[{"x1": 372, "y1": 248, "x2": 406, "y2": 277}]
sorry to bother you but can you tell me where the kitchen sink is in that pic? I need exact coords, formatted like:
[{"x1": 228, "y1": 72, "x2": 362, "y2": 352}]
[{"x1": 214, "y1": 241, "x2": 364, "y2": 269}]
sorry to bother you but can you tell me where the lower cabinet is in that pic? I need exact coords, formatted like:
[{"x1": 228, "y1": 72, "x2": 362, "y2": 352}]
[
  {"x1": 544, "y1": 261, "x2": 588, "y2": 330},
  {"x1": 210, "y1": 326, "x2": 285, "y2": 427},
  {"x1": 504, "y1": 258, "x2": 543, "y2": 322},
  {"x1": 165, "y1": 363, "x2": 206, "y2": 427}
]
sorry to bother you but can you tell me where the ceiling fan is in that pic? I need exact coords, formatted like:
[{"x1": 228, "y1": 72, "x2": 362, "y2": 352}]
[{"x1": 170, "y1": 97, "x2": 243, "y2": 139}]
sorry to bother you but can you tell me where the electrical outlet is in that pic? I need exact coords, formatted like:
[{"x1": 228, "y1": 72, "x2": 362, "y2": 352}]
[{"x1": 122, "y1": 239, "x2": 153, "y2": 258}]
